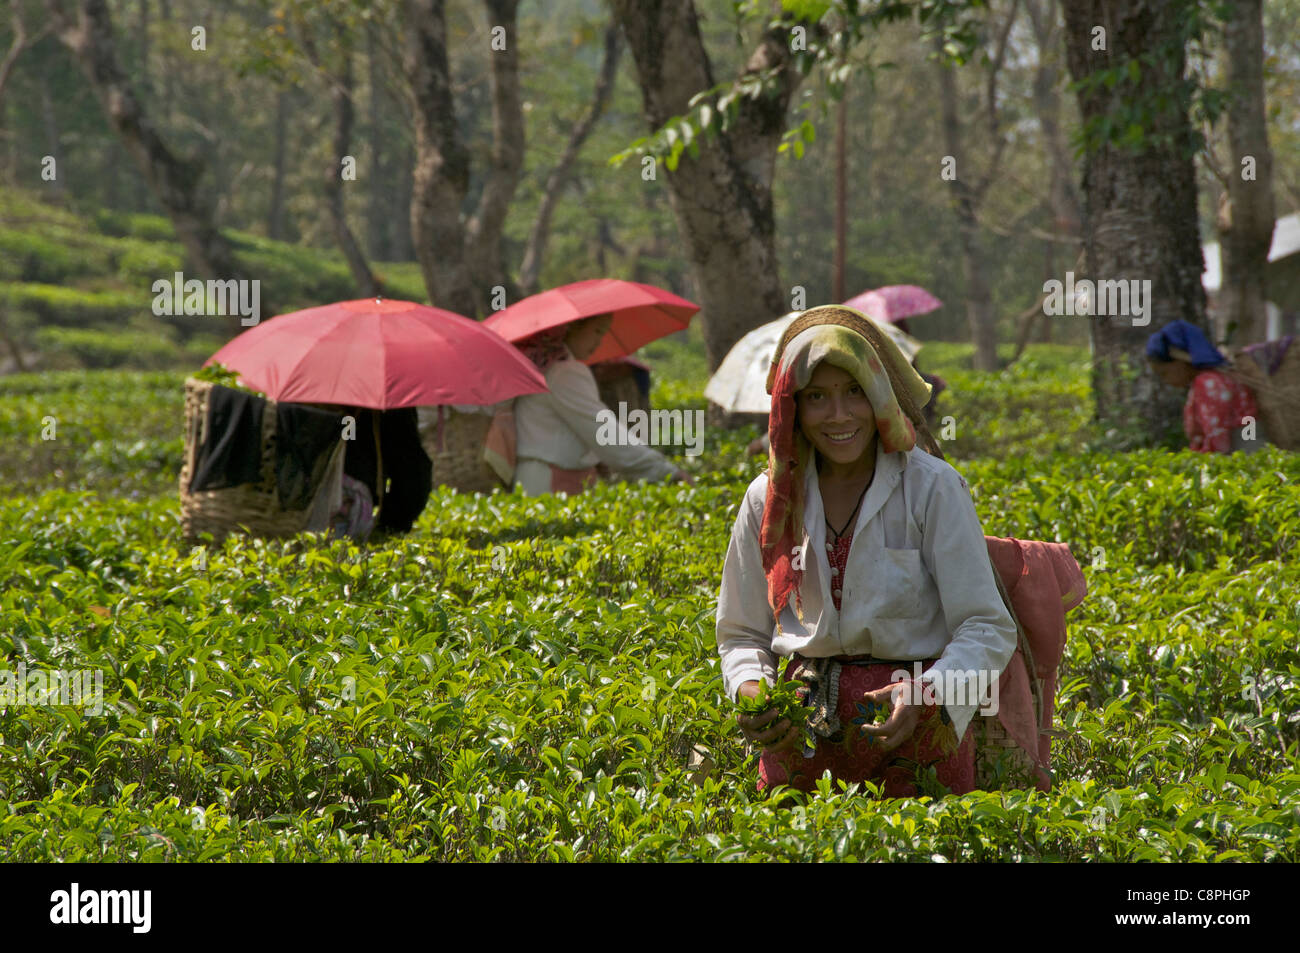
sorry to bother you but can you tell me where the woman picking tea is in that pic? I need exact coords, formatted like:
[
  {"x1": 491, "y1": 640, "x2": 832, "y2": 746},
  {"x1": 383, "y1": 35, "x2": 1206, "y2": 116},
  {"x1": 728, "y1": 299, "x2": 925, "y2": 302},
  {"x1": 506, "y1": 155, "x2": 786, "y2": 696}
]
[{"x1": 715, "y1": 306, "x2": 1018, "y2": 795}]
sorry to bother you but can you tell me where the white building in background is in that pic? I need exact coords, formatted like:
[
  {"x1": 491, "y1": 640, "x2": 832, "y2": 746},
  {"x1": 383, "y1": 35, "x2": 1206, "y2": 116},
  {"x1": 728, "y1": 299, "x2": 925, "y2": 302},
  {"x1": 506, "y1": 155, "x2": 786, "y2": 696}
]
[{"x1": 1202, "y1": 211, "x2": 1300, "y2": 341}]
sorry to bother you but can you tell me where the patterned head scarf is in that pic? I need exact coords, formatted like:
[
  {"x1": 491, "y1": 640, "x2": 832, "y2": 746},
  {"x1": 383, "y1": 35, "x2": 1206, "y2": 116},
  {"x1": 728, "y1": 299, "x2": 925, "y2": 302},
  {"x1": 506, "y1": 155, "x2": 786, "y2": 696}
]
[
  {"x1": 760, "y1": 305, "x2": 935, "y2": 621},
  {"x1": 516, "y1": 327, "x2": 572, "y2": 374}
]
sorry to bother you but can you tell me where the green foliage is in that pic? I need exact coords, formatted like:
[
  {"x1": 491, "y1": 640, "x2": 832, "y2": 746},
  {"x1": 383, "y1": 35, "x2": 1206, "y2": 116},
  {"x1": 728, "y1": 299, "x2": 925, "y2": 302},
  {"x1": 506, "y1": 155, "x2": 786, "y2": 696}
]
[
  {"x1": 0, "y1": 228, "x2": 83, "y2": 284},
  {"x1": 116, "y1": 243, "x2": 185, "y2": 287},
  {"x1": 921, "y1": 341, "x2": 1097, "y2": 459},
  {"x1": 90, "y1": 209, "x2": 177, "y2": 243},
  {"x1": 0, "y1": 188, "x2": 434, "y2": 373},
  {"x1": 0, "y1": 371, "x2": 184, "y2": 496},
  {"x1": 193, "y1": 362, "x2": 265, "y2": 397},
  {"x1": 0, "y1": 282, "x2": 140, "y2": 327},
  {"x1": 1068, "y1": 0, "x2": 1236, "y2": 158},
  {"x1": 612, "y1": 0, "x2": 986, "y2": 170},
  {"x1": 0, "y1": 339, "x2": 1296, "y2": 861},
  {"x1": 33, "y1": 327, "x2": 188, "y2": 371}
]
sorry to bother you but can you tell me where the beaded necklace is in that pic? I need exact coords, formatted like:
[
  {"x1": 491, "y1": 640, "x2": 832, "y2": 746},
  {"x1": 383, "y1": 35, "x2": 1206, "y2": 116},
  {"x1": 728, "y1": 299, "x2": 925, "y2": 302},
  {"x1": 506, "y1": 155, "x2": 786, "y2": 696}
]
[{"x1": 825, "y1": 476, "x2": 873, "y2": 540}]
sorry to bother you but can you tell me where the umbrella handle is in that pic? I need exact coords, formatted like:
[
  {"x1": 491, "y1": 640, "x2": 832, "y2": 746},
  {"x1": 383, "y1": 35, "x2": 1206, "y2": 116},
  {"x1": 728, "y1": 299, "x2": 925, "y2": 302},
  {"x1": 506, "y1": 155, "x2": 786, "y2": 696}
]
[{"x1": 372, "y1": 409, "x2": 385, "y2": 515}]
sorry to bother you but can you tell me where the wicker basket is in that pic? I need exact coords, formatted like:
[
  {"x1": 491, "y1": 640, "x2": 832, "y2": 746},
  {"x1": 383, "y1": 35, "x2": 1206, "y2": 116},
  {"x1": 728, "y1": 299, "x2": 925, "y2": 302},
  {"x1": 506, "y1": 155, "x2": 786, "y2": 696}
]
[
  {"x1": 179, "y1": 377, "x2": 317, "y2": 543},
  {"x1": 1226, "y1": 345, "x2": 1300, "y2": 450},
  {"x1": 417, "y1": 407, "x2": 502, "y2": 494},
  {"x1": 971, "y1": 706, "x2": 1043, "y2": 791}
]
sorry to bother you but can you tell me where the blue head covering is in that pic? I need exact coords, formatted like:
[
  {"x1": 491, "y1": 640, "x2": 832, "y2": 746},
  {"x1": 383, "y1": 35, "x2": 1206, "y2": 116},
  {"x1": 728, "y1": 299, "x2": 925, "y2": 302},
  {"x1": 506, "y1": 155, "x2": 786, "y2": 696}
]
[{"x1": 1146, "y1": 320, "x2": 1225, "y2": 368}]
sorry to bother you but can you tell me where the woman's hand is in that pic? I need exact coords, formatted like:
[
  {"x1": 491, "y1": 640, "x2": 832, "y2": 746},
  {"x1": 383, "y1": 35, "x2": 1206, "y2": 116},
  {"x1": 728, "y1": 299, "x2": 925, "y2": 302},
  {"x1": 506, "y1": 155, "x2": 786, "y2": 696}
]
[
  {"x1": 857, "y1": 680, "x2": 926, "y2": 753},
  {"x1": 735, "y1": 680, "x2": 801, "y2": 753}
]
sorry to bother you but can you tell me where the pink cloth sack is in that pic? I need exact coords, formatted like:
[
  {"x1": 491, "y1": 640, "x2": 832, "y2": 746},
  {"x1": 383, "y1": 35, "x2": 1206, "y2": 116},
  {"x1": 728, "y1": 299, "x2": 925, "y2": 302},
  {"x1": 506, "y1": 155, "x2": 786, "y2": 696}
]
[{"x1": 984, "y1": 536, "x2": 1088, "y2": 790}]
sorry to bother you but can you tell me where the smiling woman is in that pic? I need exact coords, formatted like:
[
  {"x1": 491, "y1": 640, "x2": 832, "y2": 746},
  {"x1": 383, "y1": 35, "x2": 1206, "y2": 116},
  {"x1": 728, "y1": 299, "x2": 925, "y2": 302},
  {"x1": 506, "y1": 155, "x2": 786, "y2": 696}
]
[{"x1": 716, "y1": 305, "x2": 1019, "y2": 796}]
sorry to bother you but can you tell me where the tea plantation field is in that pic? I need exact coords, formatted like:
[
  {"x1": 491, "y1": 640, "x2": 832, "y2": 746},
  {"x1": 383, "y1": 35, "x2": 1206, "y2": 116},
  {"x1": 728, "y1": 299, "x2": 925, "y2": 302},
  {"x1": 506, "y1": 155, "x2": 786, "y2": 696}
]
[{"x1": 1, "y1": 341, "x2": 1297, "y2": 861}]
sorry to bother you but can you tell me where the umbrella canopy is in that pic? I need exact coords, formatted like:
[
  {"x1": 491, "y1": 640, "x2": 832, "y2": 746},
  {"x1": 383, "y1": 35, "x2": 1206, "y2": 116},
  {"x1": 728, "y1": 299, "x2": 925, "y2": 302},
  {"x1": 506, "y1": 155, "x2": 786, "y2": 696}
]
[
  {"x1": 704, "y1": 311, "x2": 922, "y2": 415},
  {"x1": 842, "y1": 285, "x2": 943, "y2": 324},
  {"x1": 205, "y1": 298, "x2": 548, "y2": 410},
  {"x1": 483, "y1": 278, "x2": 699, "y2": 364}
]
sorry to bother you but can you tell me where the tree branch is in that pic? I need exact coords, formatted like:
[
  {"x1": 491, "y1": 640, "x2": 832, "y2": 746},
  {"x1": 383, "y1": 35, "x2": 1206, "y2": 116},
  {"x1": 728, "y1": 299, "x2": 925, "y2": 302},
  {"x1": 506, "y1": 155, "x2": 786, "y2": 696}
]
[
  {"x1": 518, "y1": 22, "x2": 621, "y2": 295},
  {"x1": 466, "y1": 0, "x2": 525, "y2": 306}
]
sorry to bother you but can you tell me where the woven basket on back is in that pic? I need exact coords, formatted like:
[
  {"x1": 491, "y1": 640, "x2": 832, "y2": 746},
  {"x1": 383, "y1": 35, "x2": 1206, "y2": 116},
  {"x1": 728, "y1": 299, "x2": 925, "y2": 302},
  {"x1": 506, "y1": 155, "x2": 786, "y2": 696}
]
[
  {"x1": 417, "y1": 407, "x2": 501, "y2": 494},
  {"x1": 773, "y1": 306, "x2": 1049, "y2": 791},
  {"x1": 1225, "y1": 345, "x2": 1300, "y2": 450},
  {"x1": 179, "y1": 376, "x2": 315, "y2": 543}
]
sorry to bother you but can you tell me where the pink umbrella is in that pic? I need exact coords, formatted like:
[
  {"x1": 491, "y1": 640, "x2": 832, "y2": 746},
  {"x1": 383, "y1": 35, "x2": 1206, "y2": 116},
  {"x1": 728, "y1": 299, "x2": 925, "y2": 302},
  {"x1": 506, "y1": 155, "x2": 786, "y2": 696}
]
[
  {"x1": 205, "y1": 298, "x2": 547, "y2": 409},
  {"x1": 483, "y1": 278, "x2": 699, "y2": 364},
  {"x1": 842, "y1": 285, "x2": 943, "y2": 325}
]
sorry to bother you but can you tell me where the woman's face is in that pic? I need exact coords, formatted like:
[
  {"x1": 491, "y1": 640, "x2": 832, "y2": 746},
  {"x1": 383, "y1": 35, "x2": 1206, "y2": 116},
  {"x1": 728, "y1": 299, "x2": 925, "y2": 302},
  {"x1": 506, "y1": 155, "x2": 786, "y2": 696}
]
[
  {"x1": 565, "y1": 314, "x2": 613, "y2": 361},
  {"x1": 797, "y1": 363, "x2": 877, "y2": 467},
  {"x1": 1151, "y1": 358, "x2": 1196, "y2": 389}
]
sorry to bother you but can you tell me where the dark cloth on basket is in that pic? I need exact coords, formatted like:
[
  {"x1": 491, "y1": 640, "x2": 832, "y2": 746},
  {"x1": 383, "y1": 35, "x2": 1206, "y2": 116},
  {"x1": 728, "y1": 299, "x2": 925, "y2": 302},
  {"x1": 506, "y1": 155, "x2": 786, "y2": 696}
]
[
  {"x1": 190, "y1": 385, "x2": 265, "y2": 493},
  {"x1": 275, "y1": 403, "x2": 344, "y2": 511},
  {"x1": 343, "y1": 407, "x2": 432, "y2": 534}
]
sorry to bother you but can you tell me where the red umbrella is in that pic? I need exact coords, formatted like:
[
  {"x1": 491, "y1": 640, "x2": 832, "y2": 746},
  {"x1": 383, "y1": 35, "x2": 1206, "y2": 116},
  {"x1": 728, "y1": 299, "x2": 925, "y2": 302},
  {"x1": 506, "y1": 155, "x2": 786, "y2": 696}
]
[
  {"x1": 205, "y1": 298, "x2": 547, "y2": 409},
  {"x1": 483, "y1": 279, "x2": 699, "y2": 364},
  {"x1": 842, "y1": 285, "x2": 943, "y2": 324}
]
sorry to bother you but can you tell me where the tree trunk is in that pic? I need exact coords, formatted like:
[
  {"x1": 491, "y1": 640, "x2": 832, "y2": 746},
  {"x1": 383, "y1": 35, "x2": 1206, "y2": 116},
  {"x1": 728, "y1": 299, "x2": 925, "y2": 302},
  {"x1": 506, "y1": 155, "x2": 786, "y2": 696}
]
[
  {"x1": 833, "y1": 91, "x2": 847, "y2": 304},
  {"x1": 937, "y1": 48, "x2": 999, "y2": 371},
  {"x1": 0, "y1": 0, "x2": 49, "y2": 109},
  {"x1": 1217, "y1": 0, "x2": 1274, "y2": 345},
  {"x1": 366, "y1": 23, "x2": 391, "y2": 263},
  {"x1": 46, "y1": 0, "x2": 244, "y2": 292},
  {"x1": 465, "y1": 0, "x2": 524, "y2": 311},
  {"x1": 323, "y1": 43, "x2": 381, "y2": 297},
  {"x1": 518, "y1": 22, "x2": 621, "y2": 296},
  {"x1": 158, "y1": 0, "x2": 172, "y2": 122},
  {"x1": 39, "y1": 70, "x2": 64, "y2": 200},
  {"x1": 393, "y1": 138, "x2": 415, "y2": 263},
  {"x1": 268, "y1": 89, "x2": 289, "y2": 240},
  {"x1": 1062, "y1": 0, "x2": 1203, "y2": 443},
  {"x1": 401, "y1": 0, "x2": 476, "y2": 316},
  {"x1": 1025, "y1": 0, "x2": 1078, "y2": 350},
  {"x1": 1026, "y1": 0, "x2": 1081, "y2": 241},
  {"x1": 134, "y1": 0, "x2": 149, "y2": 211},
  {"x1": 611, "y1": 0, "x2": 803, "y2": 370}
]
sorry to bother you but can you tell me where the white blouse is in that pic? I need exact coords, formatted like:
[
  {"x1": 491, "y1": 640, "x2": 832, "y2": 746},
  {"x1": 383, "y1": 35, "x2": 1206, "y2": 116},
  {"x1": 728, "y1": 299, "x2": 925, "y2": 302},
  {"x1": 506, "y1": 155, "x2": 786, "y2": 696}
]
[
  {"x1": 513, "y1": 348, "x2": 677, "y2": 483},
  {"x1": 714, "y1": 441, "x2": 1018, "y2": 739}
]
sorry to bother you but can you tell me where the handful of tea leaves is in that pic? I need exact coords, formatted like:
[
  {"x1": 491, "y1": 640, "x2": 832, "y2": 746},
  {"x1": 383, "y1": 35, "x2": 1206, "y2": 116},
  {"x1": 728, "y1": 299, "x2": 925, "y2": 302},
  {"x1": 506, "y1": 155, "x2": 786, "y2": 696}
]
[{"x1": 736, "y1": 677, "x2": 817, "y2": 758}]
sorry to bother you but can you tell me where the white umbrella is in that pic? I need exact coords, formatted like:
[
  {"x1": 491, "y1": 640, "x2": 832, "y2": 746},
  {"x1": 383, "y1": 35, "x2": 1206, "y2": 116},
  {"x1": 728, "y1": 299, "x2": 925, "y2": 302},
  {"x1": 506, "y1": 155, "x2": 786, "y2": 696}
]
[{"x1": 704, "y1": 312, "x2": 922, "y2": 414}]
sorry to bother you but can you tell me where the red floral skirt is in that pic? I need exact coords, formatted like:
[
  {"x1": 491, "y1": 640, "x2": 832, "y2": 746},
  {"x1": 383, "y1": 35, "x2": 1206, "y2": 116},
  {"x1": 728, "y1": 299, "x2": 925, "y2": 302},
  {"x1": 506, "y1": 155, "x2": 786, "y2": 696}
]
[{"x1": 759, "y1": 658, "x2": 976, "y2": 797}]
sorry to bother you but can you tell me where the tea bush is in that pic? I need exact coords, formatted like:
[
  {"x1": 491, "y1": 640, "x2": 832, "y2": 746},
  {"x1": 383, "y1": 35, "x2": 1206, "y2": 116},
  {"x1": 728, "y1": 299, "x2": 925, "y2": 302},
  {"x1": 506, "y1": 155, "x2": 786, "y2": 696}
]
[
  {"x1": 0, "y1": 188, "x2": 431, "y2": 376},
  {"x1": 0, "y1": 340, "x2": 1296, "y2": 862}
]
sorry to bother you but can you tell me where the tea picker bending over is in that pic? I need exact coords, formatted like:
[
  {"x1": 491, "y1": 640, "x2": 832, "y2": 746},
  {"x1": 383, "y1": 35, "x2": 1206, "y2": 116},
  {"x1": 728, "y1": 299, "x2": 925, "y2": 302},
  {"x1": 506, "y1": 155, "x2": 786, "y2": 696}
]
[
  {"x1": 1146, "y1": 320, "x2": 1261, "y2": 454},
  {"x1": 511, "y1": 314, "x2": 694, "y2": 496}
]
